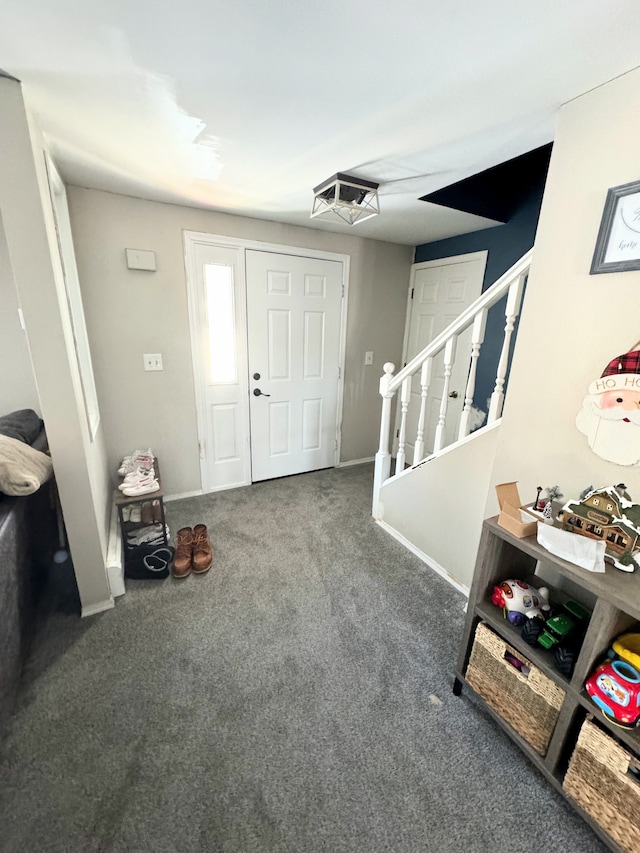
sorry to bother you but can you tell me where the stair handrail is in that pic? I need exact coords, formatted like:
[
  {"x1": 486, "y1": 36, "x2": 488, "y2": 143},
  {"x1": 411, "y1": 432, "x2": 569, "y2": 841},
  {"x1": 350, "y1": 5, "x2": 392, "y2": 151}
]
[
  {"x1": 388, "y1": 248, "x2": 532, "y2": 393},
  {"x1": 372, "y1": 248, "x2": 533, "y2": 517}
]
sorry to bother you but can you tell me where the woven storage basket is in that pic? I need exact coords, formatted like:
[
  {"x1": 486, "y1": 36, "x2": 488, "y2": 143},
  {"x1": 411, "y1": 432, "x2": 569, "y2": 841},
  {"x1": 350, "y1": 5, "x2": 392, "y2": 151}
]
[
  {"x1": 564, "y1": 719, "x2": 640, "y2": 853},
  {"x1": 466, "y1": 622, "x2": 565, "y2": 755}
]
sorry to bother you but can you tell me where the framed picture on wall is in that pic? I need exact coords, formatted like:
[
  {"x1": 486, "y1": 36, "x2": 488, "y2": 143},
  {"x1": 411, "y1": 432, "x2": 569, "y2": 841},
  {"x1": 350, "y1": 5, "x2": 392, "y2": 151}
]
[{"x1": 591, "y1": 180, "x2": 640, "y2": 274}]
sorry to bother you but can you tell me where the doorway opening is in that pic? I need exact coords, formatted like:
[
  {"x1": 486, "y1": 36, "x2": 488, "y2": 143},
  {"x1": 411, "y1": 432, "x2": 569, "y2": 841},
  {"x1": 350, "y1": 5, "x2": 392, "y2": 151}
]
[
  {"x1": 184, "y1": 233, "x2": 349, "y2": 492},
  {"x1": 394, "y1": 251, "x2": 487, "y2": 463}
]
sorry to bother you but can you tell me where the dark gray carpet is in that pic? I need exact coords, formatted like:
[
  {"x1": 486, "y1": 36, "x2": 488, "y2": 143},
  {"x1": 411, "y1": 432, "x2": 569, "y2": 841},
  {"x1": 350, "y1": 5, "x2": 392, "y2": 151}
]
[{"x1": 0, "y1": 464, "x2": 606, "y2": 853}]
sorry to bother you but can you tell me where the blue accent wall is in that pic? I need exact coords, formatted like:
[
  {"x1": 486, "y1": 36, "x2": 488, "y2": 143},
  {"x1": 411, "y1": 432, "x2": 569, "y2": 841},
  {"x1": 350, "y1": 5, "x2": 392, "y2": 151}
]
[{"x1": 413, "y1": 177, "x2": 546, "y2": 422}]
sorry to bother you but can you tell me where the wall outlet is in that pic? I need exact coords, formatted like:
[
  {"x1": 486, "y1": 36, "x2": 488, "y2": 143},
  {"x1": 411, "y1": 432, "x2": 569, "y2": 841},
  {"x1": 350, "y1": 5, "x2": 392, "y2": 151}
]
[
  {"x1": 364, "y1": 351, "x2": 374, "y2": 365},
  {"x1": 143, "y1": 353, "x2": 163, "y2": 371}
]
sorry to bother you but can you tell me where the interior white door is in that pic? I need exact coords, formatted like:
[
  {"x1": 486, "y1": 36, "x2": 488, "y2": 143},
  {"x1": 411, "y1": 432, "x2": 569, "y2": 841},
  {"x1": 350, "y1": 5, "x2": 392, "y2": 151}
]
[
  {"x1": 246, "y1": 250, "x2": 343, "y2": 482},
  {"x1": 399, "y1": 254, "x2": 486, "y2": 462}
]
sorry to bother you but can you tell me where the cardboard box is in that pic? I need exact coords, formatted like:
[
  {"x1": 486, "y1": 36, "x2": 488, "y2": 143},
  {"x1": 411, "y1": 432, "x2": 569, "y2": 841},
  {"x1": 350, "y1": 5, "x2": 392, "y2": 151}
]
[{"x1": 496, "y1": 482, "x2": 539, "y2": 539}]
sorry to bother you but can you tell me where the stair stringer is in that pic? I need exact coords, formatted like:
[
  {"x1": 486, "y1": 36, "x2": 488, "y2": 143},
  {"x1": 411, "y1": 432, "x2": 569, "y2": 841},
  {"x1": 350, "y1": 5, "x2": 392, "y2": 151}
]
[{"x1": 376, "y1": 421, "x2": 501, "y2": 593}]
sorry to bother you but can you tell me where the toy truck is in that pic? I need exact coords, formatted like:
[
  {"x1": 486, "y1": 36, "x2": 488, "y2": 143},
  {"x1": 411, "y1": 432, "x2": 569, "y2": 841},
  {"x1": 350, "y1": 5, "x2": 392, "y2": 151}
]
[
  {"x1": 585, "y1": 633, "x2": 640, "y2": 727},
  {"x1": 520, "y1": 599, "x2": 591, "y2": 677}
]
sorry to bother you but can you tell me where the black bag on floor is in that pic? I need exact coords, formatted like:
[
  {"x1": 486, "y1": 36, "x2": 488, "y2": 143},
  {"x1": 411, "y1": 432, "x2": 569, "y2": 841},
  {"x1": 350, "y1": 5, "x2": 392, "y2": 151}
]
[{"x1": 124, "y1": 546, "x2": 174, "y2": 580}]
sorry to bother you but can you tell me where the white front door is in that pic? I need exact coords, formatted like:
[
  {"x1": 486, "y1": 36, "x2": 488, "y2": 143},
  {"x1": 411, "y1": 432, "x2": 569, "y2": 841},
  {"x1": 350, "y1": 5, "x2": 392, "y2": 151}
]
[
  {"x1": 185, "y1": 234, "x2": 346, "y2": 492},
  {"x1": 398, "y1": 252, "x2": 487, "y2": 462},
  {"x1": 246, "y1": 250, "x2": 343, "y2": 482}
]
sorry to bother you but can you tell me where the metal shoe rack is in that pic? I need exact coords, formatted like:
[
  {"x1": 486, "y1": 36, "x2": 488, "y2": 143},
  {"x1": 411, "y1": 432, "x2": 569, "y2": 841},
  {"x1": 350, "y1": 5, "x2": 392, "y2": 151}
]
[{"x1": 113, "y1": 458, "x2": 169, "y2": 569}]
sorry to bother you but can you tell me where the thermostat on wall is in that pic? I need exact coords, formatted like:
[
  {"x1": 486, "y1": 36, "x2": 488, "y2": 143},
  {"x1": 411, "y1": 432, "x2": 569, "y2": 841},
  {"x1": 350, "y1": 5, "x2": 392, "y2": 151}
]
[{"x1": 125, "y1": 248, "x2": 157, "y2": 271}]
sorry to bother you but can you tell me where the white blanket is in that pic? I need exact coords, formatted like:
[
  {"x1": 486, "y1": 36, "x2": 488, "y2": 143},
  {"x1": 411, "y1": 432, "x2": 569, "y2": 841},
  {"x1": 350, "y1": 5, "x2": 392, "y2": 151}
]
[{"x1": 0, "y1": 434, "x2": 53, "y2": 496}]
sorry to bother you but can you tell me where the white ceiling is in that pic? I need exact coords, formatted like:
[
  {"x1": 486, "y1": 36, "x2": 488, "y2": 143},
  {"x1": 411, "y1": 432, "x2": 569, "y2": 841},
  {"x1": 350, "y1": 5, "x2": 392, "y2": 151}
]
[{"x1": 2, "y1": 1, "x2": 640, "y2": 246}]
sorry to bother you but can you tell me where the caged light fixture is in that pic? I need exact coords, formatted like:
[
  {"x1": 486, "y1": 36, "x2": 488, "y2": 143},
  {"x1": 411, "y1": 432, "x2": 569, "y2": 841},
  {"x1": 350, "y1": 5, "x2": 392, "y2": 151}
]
[{"x1": 310, "y1": 173, "x2": 380, "y2": 226}]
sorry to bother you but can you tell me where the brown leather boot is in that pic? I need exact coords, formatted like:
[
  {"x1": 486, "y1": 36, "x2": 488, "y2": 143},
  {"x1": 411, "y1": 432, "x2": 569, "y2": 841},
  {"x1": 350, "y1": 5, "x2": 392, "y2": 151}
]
[
  {"x1": 172, "y1": 527, "x2": 193, "y2": 578},
  {"x1": 192, "y1": 523, "x2": 212, "y2": 574}
]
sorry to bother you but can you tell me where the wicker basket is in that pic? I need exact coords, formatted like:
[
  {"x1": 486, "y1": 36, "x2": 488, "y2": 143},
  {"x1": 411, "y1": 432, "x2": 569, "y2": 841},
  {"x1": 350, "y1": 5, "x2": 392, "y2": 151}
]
[
  {"x1": 465, "y1": 622, "x2": 565, "y2": 755},
  {"x1": 564, "y1": 719, "x2": 640, "y2": 853}
]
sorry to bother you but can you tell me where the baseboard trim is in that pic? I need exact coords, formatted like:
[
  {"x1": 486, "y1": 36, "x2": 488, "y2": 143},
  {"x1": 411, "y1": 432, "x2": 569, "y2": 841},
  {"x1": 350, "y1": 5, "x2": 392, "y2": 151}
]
[
  {"x1": 82, "y1": 597, "x2": 115, "y2": 618},
  {"x1": 375, "y1": 518, "x2": 470, "y2": 597},
  {"x1": 336, "y1": 457, "x2": 374, "y2": 468},
  {"x1": 164, "y1": 489, "x2": 204, "y2": 502},
  {"x1": 106, "y1": 500, "x2": 125, "y2": 598},
  {"x1": 167, "y1": 465, "x2": 374, "y2": 496}
]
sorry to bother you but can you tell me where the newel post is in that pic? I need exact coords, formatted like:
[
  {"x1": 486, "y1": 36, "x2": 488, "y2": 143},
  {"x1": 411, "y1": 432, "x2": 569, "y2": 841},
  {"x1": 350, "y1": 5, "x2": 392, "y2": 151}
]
[{"x1": 372, "y1": 362, "x2": 395, "y2": 518}]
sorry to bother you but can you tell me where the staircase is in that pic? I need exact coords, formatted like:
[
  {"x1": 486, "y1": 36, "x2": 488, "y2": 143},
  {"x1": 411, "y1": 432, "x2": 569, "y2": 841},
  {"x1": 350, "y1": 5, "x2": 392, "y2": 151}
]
[{"x1": 372, "y1": 249, "x2": 533, "y2": 592}]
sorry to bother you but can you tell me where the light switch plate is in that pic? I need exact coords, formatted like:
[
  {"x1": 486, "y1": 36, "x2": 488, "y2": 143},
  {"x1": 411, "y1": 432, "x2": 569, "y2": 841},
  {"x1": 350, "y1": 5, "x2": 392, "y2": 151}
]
[
  {"x1": 126, "y1": 249, "x2": 156, "y2": 271},
  {"x1": 364, "y1": 351, "x2": 374, "y2": 365},
  {"x1": 143, "y1": 353, "x2": 163, "y2": 371}
]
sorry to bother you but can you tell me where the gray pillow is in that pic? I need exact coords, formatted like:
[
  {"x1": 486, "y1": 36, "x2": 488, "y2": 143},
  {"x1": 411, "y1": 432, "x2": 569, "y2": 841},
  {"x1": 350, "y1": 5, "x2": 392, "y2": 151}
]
[{"x1": 0, "y1": 409, "x2": 43, "y2": 445}]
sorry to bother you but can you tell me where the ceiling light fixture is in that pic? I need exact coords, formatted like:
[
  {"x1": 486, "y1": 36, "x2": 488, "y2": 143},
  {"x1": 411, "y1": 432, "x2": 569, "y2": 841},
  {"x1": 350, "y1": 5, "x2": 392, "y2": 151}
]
[{"x1": 310, "y1": 173, "x2": 380, "y2": 226}]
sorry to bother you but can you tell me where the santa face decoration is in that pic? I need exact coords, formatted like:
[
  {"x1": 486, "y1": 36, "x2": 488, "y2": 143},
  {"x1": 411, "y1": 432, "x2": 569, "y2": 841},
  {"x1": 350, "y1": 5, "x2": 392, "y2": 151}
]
[{"x1": 577, "y1": 348, "x2": 640, "y2": 466}]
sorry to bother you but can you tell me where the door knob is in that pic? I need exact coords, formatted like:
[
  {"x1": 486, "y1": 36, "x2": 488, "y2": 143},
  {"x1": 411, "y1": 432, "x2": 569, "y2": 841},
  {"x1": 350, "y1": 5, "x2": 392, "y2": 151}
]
[
  {"x1": 448, "y1": 391, "x2": 459, "y2": 399},
  {"x1": 253, "y1": 388, "x2": 271, "y2": 397}
]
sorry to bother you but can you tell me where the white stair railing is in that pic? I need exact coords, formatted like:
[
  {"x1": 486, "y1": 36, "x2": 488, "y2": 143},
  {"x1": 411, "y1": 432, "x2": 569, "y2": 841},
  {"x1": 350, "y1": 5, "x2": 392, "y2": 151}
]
[{"x1": 373, "y1": 248, "x2": 532, "y2": 517}]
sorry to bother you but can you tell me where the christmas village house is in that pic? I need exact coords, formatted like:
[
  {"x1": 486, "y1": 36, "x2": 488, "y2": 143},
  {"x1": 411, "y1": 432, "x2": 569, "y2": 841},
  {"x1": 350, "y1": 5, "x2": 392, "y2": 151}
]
[{"x1": 560, "y1": 487, "x2": 640, "y2": 566}]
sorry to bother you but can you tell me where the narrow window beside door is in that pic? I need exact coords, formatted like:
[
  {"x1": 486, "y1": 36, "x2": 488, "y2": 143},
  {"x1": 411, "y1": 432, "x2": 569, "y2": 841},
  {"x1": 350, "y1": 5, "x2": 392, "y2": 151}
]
[{"x1": 205, "y1": 263, "x2": 237, "y2": 384}]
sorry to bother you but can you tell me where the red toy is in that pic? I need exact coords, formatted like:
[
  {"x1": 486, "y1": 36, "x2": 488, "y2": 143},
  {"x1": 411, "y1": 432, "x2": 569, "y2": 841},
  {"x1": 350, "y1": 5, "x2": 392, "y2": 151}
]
[{"x1": 585, "y1": 658, "x2": 640, "y2": 728}]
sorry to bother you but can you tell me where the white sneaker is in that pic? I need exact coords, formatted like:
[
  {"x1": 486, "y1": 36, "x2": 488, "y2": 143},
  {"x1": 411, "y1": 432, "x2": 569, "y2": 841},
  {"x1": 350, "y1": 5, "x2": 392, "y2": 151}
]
[
  {"x1": 129, "y1": 505, "x2": 142, "y2": 523},
  {"x1": 119, "y1": 476, "x2": 156, "y2": 493},
  {"x1": 118, "y1": 468, "x2": 156, "y2": 490},
  {"x1": 118, "y1": 451, "x2": 140, "y2": 477},
  {"x1": 120, "y1": 466, "x2": 155, "y2": 484},
  {"x1": 118, "y1": 449, "x2": 154, "y2": 476},
  {"x1": 122, "y1": 479, "x2": 159, "y2": 497}
]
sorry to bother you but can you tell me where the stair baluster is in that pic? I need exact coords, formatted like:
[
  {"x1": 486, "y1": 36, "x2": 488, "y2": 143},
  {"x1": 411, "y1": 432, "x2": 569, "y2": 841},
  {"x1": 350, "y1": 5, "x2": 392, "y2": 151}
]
[
  {"x1": 413, "y1": 356, "x2": 433, "y2": 464},
  {"x1": 434, "y1": 336, "x2": 457, "y2": 453},
  {"x1": 458, "y1": 309, "x2": 487, "y2": 440},
  {"x1": 372, "y1": 249, "x2": 532, "y2": 520},
  {"x1": 488, "y1": 272, "x2": 526, "y2": 423},
  {"x1": 395, "y1": 376, "x2": 412, "y2": 472}
]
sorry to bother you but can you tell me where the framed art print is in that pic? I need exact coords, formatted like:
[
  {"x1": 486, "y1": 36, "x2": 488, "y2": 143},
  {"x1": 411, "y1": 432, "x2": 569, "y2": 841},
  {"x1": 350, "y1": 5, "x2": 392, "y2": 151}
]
[{"x1": 591, "y1": 180, "x2": 640, "y2": 274}]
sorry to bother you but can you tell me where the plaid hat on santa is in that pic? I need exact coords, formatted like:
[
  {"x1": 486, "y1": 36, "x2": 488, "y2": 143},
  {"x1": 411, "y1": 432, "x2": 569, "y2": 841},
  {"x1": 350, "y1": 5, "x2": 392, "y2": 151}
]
[{"x1": 589, "y1": 347, "x2": 640, "y2": 394}]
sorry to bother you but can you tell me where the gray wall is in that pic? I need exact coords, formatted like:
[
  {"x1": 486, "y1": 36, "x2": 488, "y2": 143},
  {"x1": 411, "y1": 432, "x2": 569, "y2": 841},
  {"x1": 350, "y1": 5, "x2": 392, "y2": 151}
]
[
  {"x1": 0, "y1": 216, "x2": 40, "y2": 414},
  {"x1": 0, "y1": 78, "x2": 112, "y2": 614},
  {"x1": 67, "y1": 187, "x2": 413, "y2": 495},
  {"x1": 489, "y1": 65, "x2": 640, "y2": 514}
]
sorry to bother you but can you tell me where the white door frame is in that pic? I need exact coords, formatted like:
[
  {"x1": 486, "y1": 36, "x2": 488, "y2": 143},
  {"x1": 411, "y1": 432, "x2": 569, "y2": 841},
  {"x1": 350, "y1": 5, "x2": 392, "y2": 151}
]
[
  {"x1": 394, "y1": 250, "x2": 487, "y2": 456},
  {"x1": 184, "y1": 231, "x2": 350, "y2": 492}
]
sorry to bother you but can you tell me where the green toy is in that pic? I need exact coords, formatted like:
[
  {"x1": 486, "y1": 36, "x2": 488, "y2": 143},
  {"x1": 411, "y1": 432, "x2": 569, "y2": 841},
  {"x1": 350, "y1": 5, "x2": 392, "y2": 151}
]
[{"x1": 538, "y1": 601, "x2": 590, "y2": 676}]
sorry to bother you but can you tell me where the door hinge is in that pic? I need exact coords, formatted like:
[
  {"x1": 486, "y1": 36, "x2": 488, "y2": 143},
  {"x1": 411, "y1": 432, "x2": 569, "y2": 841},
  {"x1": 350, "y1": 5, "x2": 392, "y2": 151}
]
[
  {"x1": 338, "y1": 366, "x2": 341, "y2": 379},
  {"x1": 342, "y1": 284, "x2": 345, "y2": 298},
  {"x1": 334, "y1": 439, "x2": 338, "y2": 450},
  {"x1": 396, "y1": 428, "x2": 400, "y2": 438},
  {"x1": 411, "y1": 288, "x2": 414, "y2": 299}
]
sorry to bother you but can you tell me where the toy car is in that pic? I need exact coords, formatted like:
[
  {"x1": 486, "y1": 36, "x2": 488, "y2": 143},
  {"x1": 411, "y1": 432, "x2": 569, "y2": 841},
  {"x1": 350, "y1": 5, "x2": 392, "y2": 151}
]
[
  {"x1": 491, "y1": 579, "x2": 550, "y2": 626},
  {"x1": 537, "y1": 600, "x2": 590, "y2": 650},
  {"x1": 585, "y1": 658, "x2": 640, "y2": 728},
  {"x1": 520, "y1": 599, "x2": 590, "y2": 677}
]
